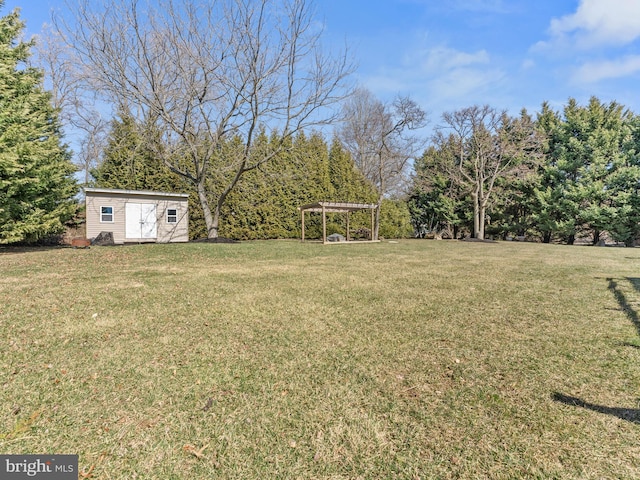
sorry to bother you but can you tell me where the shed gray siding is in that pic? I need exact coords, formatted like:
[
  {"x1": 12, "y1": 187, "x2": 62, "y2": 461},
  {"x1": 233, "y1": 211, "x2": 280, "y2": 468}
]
[{"x1": 85, "y1": 188, "x2": 189, "y2": 244}]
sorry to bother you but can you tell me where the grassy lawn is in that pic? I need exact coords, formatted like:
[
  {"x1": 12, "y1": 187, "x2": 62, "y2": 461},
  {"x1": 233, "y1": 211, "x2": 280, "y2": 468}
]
[{"x1": 1, "y1": 239, "x2": 639, "y2": 479}]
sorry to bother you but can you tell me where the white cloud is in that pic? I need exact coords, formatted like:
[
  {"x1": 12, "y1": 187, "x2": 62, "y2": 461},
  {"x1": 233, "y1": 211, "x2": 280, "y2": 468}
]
[
  {"x1": 521, "y1": 59, "x2": 535, "y2": 70},
  {"x1": 417, "y1": 46, "x2": 490, "y2": 71},
  {"x1": 573, "y1": 55, "x2": 640, "y2": 83},
  {"x1": 363, "y1": 43, "x2": 504, "y2": 112},
  {"x1": 428, "y1": 67, "x2": 504, "y2": 101},
  {"x1": 415, "y1": 46, "x2": 503, "y2": 102},
  {"x1": 532, "y1": 0, "x2": 640, "y2": 86},
  {"x1": 549, "y1": 0, "x2": 640, "y2": 47}
]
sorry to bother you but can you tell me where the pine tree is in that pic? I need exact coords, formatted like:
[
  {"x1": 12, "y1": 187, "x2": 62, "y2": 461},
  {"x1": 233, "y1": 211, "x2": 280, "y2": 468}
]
[
  {"x1": 220, "y1": 131, "x2": 276, "y2": 239},
  {"x1": 379, "y1": 198, "x2": 414, "y2": 238},
  {"x1": 327, "y1": 138, "x2": 379, "y2": 236},
  {"x1": 530, "y1": 102, "x2": 569, "y2": 243},
  {"x1": 606, "y1": 113, "x2": 640, "y2": 246},
  {"x1": 212, "y1": 131, "x2": 390, "y2": 240},
  {"x1": 0, "y1": 4, "x2": 78, "y2": 244},
  {"x1": 92, "y1": 110, "x2": 183, "y2": 192},
  {"x1": 408, "y1": 144, "x2": 470, "y2": 239},
  {"x1": 328, "y1": 137, "x2": 369, "y2": 202},
  {"x1": 532, "y1": 98, "x2": 632, "y2": 244}
]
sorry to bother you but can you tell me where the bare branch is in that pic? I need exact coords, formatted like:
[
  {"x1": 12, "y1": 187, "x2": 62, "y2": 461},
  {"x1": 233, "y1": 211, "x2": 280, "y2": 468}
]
[
  {"x1": 339, "y1": 87, "x2": 427, "y2": 239},
  {"x1": 52, "y1": 0, "x2": 353, "y2": 237},
  {"x1": 435, "y1": 105, "x2": 541, "y2": 239}
]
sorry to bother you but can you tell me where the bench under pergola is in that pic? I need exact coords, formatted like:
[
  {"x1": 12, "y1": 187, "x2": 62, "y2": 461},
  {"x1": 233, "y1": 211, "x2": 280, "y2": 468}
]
[{"x1": 298, "y1": 202, "x2": 379, "y2": 244}]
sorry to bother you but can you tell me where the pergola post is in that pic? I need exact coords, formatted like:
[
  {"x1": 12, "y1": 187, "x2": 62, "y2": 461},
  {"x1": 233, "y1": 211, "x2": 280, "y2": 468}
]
[
  {"x1": 371, "y1": 208, "x2": 375, "y2": 240},
  {"x1": 298, "y1": 202, "x2": 379, "y2": 244}
]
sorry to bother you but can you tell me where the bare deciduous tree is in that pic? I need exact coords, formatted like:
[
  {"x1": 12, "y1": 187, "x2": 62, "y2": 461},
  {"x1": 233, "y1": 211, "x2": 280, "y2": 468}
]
[
  {"x1": 435, "y1": 105, "x2": 540, "y2": 240},
  {"x1": 339, "y1": 87, "x2": 426, "y2": 239},
  {"x1": 53, "y1": 0, "x2": 352, "y2": 238},
  {"x1": 35, "y1": 26, "x2": 108, "y2": 186}
]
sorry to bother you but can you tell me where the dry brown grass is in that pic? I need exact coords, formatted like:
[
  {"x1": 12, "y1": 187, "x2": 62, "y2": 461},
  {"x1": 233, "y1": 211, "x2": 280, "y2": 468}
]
[{"x1": 1, "y1": 240, "x2": 639, "y2": 478}]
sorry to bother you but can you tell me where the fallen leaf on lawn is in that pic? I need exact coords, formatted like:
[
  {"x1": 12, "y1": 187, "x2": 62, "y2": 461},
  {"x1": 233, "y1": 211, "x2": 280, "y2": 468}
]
[
  {"x1": 183, "y1": 443, "x2": 209, "y2": 459},
  {"x1": 79, "y1": 464, "x2": 94, "y2": 478}
]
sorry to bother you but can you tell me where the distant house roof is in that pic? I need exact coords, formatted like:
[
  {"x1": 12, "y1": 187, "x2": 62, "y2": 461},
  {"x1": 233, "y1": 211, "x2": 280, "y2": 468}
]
[{"x1": 84, "y1": 187, "x2": 189, "y2": 199}]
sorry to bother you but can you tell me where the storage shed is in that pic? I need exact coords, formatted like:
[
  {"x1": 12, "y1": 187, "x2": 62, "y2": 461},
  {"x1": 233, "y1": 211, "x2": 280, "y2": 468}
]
[{"x1": 85, "y1": 188, "x2": 189, "y2": 244}]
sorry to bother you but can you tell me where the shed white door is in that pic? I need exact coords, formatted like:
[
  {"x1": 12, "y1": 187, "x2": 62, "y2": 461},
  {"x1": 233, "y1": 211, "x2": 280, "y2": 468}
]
[{"x1": 126, "y1": 203, "x2": 157, "y2": 239}]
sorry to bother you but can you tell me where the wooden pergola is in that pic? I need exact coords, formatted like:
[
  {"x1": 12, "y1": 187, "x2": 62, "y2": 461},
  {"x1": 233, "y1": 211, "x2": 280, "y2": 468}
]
[{"x1": 298, "y1": 202, "x2": 379, "y2": 244}]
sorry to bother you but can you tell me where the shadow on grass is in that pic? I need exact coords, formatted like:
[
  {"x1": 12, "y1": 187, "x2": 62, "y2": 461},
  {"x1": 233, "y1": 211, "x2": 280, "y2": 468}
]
[
  {"x1": 607, "y1": 278, "x2": 640, "y2": 337},
  {"x1": 0, "y1": 245, "x2": 69, "y2": 255},
  {"x1": 552, "y1": 393, "x2": 640, "y2": 424}
]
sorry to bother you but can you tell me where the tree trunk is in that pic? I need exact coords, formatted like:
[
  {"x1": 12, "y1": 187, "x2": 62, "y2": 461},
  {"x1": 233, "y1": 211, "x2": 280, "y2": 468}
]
[
  {"x1": 567, "y1": 234, "x2": 575, "y2": 245},
  {"x1": 592, "y1": 229, "x2": 600, "y2": 245},
  {"x1": 373, "y1": 198, "x2": 382, "y2": 240},
  {"x1": 211, "y1": 205, "x2": 221, "y2": 240},
  {"x1": 196, "y1": 181, "x2": 218, "y2": 239},
  {"x1": 543, "y1": 232, "x2": 551, "y2": 244},
  {"x1": 472, "y1": 193, "x2": 480, "y2": 239},
  {"x1": 478, "y1": 204, "x2": 486, "y2": 240}
]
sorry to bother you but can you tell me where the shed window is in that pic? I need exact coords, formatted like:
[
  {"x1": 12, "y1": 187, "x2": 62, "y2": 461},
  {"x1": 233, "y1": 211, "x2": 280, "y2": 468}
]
[
  {"x1": 167, "y1": 208, "x2": 178, "y2": 224},
  {"x1": 101, "y1": 206, "x2": 114, "y2": 223}
]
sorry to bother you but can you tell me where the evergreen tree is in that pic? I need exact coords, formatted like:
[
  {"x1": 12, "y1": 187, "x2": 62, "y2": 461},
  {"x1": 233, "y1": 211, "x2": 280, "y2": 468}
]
[
  {"x1": 408, "y1": 144, "x2": 470, "y2": 239},
  {"x1": 287, "y1": 132, "x2": 332, "y2": 236},
  {"x1": 0, "y1": 4, "x2": 78, "y2": 244},
  {"x1": 532, "y1": 98, "x2": 632, "y2": 244},
  {"x1": 328, "y1": 137, "x2": 356, "y2": 201},
  {"x1": 530, "y1": 102, "x2": 573, "y2": 243},
  {"x1": 606, "y1": 114, "x2": 640, "y2": 246},
  {"x1": 92, "y1": 110, "x2": 183, "y2": 192},
  {"x1": 211, "y1": 131, "x2": 400, "y2": 241},
  {"x1": 327, "y1": 138, "x2": 378, "y2": 236},
  {"x1": 328, "y1": 137, "x2": 376, "y2": 203},
  {"x1": 379, "y1": 198, "x2": 414, "y2": 238},
  {"x1": 486, "y1": 165, "x2": 540, "y2": 239},
  {"x1": 220, "y1": 131, "x2": 284, "y2": 239}
]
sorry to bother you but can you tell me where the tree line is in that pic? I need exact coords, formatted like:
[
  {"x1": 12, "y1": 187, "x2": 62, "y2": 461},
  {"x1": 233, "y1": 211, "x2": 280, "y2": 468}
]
[
  {"x1": 409, "y1": 98, "x2": 640, "y2": 246},
  {"x1": 2, "y1": 0, "x2": 639, "y2": 246},
  {"x1": 91, "y1": 111, "x2": 414, "y2": 240},
  {"x1": 0, "y1": 3, "x2": 77, "y2": 244}
]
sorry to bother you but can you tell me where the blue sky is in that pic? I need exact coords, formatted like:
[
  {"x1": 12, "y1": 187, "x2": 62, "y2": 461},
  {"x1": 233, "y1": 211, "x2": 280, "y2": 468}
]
[{"x1": 5, "y1": 0, "x2": 640, "y2": 128}]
